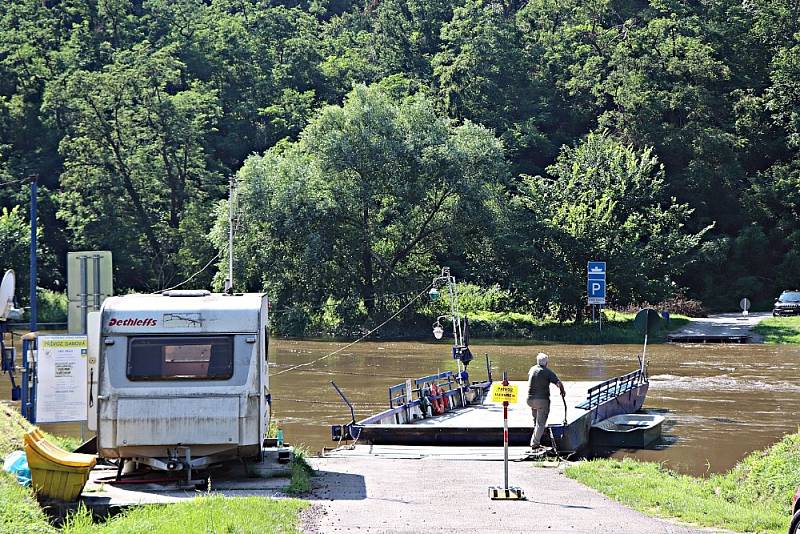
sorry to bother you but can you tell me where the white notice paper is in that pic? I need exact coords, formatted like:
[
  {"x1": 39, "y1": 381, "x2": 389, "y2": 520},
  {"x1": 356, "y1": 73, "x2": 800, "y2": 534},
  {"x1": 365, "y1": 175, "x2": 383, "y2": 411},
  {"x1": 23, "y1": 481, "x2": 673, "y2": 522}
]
[{"x1": 36, "y1": 335, "x2": 88, "y2": 423}]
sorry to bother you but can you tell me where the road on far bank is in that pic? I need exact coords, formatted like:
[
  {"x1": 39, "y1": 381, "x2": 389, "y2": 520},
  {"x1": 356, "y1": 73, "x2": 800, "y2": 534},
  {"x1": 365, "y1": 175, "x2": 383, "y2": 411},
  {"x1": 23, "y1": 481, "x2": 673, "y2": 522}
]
[
  {"x1": 667, "y1": 312, "x2": 771, "y2": 343},
  {"x1": 302, "y1": 453, "x2": 728, "y2": 534}
]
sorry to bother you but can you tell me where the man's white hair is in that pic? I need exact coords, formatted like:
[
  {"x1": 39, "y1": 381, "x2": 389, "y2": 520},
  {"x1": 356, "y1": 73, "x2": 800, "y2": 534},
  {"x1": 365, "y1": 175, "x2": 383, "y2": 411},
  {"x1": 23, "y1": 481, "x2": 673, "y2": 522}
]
[{"x1": 537, "y1": 352, "x2": 549, "y2": 367}]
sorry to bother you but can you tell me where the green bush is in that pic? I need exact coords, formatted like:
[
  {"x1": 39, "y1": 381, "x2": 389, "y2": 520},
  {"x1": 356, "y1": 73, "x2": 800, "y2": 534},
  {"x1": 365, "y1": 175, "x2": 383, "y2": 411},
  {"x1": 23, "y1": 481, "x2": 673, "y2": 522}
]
[
  {"x1": 453, "y1": 284, "x2": 514, "y2": 313},
  {"x1": 35, "y1": 289, "x2": 67, "y2": 323}
]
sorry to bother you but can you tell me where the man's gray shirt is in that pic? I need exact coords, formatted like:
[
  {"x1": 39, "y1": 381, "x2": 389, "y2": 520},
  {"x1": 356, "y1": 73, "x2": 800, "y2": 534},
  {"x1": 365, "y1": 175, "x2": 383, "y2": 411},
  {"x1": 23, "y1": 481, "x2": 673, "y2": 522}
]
[{"x1": 527, "y1": 365, "x2": 560, "y2": 400}]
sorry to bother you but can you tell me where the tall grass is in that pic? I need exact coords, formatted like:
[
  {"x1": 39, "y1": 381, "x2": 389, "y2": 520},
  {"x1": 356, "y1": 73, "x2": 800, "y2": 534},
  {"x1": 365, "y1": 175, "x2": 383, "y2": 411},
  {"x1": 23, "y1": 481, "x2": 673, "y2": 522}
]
[
  {"x1": 61, "y1": 496, "x2": 308, "y2": 534},
  {"x1": 284, "y1": 448, "x2": 314, "y2": 495},
  {"x1": 0, "y1": 474, "x2": 56, "y2": 534},
  {"x1": 755, "y1": 316, "x2": 800, "y2": 343},
  {"x1": 566, "y1": 432, "x2": 800, "y2": 533},
  {"x1": 0, "y1": 405, "x2": 56, "y2": 534}
]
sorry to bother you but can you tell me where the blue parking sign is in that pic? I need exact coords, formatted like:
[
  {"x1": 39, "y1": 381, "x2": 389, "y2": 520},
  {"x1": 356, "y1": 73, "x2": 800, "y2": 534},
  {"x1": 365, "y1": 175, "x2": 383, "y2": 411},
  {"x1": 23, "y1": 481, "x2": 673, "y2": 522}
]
[{"x1": 587, "y1": 261, "x2": 606, "y2": 304}]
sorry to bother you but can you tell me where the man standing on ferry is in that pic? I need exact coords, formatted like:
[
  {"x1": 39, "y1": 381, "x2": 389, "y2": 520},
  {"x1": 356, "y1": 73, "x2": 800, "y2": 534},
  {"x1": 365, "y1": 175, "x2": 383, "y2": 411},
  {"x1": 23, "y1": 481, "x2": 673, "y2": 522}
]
[{"x1": 527, "y1": 352, "x2": 565, "y2": 450}]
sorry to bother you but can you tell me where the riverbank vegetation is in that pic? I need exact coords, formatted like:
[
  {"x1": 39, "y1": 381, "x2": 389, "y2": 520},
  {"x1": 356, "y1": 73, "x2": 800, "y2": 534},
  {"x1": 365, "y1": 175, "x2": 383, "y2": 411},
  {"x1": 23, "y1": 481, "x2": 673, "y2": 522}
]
[
  {"x1": 462, "y1": 310, "x2": 689, "y2": 344},
  {"x1": 566, "y1": 432, "x2": 800, "y2": 533},
  {"x1": 0, "y1": 405, "x2": 307, "y2": 533},
  {"x1": 2, "y1": 0, "x2": 800, "y2": 336},
  {"x1": 754, "y1": 317, "x2": 800, "y2": 344}
]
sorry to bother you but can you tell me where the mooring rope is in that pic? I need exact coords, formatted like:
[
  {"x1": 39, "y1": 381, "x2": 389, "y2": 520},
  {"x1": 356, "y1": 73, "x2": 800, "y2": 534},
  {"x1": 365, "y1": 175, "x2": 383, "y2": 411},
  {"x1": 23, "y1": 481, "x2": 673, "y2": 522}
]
[
  {"x1": 273, "y1": 367, "x2": 415, "y2": 380},
  {"x1": 272, "y1": 282, "x2": 433, "y2": 377},
  {"x1": 270, "y1": 397, "x2": 389, "y2": 409}
]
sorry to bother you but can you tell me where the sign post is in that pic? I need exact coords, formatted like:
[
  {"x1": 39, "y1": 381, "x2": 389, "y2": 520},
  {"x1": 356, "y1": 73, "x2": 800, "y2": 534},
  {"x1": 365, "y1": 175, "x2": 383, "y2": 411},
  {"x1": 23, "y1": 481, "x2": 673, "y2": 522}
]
[
  {"x1": 740, "y1": 298, "x2": 750, "y2": 317},
  {"x1": 634, "y1": 308, "x2": 661, "y2": 377},
  {"x1": 489, "y1": 372, "x2": 525, "y2": 500},
  {"x1": 587, "y1": 261, "x2": 606, "y2": 334}
]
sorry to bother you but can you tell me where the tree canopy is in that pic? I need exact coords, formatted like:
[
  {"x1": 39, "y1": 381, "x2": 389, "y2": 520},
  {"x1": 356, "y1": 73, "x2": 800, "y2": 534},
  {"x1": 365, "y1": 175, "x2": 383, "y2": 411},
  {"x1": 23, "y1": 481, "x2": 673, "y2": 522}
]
[
  {"x1": 1, "y1": 0, "x2": 798, "y2": 332},
  {"x1": 217, "y1": 84, "x2": 505, "y2": 333}
]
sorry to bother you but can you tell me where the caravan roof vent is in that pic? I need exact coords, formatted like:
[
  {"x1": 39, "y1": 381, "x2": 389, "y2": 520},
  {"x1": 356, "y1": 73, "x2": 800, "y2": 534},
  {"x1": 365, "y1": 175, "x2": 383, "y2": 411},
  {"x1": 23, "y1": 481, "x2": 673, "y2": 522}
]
[{"x1": 161, "y1": 290, "x2": 211, "y2": 298}]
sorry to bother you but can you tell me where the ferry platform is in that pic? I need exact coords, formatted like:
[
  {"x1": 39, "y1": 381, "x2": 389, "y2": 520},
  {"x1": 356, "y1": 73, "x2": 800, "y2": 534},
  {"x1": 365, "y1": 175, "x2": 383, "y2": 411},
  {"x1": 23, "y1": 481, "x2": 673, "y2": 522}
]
[{"x1": 341, "y1": 374, "x2": 649, "y2": 453}]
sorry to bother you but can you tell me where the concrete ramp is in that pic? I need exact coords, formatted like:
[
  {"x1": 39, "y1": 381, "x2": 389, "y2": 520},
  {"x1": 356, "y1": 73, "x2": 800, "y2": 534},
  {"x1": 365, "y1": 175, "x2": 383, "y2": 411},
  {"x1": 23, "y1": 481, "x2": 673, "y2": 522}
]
[{"x1": 667, "y1": 312, "x2": 770, "y2": 343}]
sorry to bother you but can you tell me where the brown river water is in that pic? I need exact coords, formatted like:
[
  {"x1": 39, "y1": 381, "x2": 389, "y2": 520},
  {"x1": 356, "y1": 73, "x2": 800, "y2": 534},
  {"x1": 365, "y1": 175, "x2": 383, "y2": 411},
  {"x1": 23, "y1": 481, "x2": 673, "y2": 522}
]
[{"x1": 3, "y1": 333, "x2": 799, "y2": 477}]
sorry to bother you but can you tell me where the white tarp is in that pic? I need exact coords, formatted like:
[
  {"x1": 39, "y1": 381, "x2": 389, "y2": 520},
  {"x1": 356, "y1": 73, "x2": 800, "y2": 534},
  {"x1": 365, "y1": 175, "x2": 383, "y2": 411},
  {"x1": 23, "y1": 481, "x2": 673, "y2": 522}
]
[{"x1": 36, "y1": 335, "x2": 87, "y2": 423}]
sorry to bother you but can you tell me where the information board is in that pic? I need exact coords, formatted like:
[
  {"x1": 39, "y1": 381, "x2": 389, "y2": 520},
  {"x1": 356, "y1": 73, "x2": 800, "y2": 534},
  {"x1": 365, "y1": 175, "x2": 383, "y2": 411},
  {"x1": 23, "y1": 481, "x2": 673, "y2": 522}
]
[
  {"x1": 36, "y1": 336, "x2": 88, "y2": 423},
  {"x1": 491, "y1": 384, "x2": 518, "y2": 403}
]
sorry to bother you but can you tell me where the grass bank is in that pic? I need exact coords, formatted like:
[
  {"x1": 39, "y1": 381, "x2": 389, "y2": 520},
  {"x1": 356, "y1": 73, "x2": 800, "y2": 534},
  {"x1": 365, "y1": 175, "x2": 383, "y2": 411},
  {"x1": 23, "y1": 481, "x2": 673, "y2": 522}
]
[
  {"x1": 61, "y1": 496, "x2": 307, "y2": 534},
  {"x1": 566, "y1": 432, "x2": 800, "y2": 533},
  {"x1": 1, "y1": 404, "x2": 64, "y2": 534},
  {"x1": 0, "y1": 405, "x2": 308, "y2": 533},
  {"x1": 467, "y1": 310, "x2": 689, "y2": 344},
  {"x1": 755, "y1": 316, "x2": 800, "y2": 343}
]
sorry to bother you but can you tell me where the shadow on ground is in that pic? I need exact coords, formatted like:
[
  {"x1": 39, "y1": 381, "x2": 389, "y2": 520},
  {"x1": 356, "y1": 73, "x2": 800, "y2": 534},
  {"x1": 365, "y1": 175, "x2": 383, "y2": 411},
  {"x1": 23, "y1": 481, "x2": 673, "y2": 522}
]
[{"x1": 308, "y1": 470, "x2": 367, "y2": 500}]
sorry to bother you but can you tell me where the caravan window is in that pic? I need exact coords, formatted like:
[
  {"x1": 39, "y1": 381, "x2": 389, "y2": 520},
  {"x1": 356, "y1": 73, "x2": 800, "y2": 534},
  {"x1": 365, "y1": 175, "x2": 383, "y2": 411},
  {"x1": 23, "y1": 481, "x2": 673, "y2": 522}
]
[{"x1": 127, "y1": 336, "x2": 234, "y2": 381}]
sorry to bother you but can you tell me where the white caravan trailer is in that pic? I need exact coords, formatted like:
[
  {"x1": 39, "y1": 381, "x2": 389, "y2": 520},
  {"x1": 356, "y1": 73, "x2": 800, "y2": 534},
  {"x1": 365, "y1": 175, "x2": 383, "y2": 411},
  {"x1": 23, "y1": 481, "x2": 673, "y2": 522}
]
[{"x1": 88, "y1": 290, "x2": 270, "y2": 474}]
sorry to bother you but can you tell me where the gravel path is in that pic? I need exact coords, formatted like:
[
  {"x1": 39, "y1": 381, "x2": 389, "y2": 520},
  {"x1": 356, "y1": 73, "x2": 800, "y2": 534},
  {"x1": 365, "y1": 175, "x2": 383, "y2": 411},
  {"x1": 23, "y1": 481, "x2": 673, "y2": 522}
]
[{"x1": 302, "y1": 456, "x2": 726, "y2": 534}]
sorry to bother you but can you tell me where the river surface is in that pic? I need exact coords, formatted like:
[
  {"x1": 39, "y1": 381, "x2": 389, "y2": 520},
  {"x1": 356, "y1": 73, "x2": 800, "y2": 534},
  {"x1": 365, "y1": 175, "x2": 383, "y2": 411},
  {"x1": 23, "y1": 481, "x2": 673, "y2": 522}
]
[
  {"x1": 268, "y1": 339, "x2": 800, "y2": 476},
  {"x1": 3, "y1": 333, "x2": 799, "y2": 477}
]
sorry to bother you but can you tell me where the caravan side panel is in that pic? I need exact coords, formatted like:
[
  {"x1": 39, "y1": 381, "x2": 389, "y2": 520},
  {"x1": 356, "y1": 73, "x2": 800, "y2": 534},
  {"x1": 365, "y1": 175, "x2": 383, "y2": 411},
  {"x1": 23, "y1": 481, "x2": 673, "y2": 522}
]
[{"x1": 116, "y1": 397, "x2": 239, "y2": 445}]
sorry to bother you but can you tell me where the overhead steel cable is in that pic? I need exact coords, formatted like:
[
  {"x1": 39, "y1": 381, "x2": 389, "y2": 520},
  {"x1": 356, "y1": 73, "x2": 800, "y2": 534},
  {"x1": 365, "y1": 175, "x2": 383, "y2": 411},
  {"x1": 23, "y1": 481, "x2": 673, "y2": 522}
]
[
  {"x1": 153, "y1": 252, "x2": 221, "y2": 294},
  {"x1": 272, "y1": 282, "x2": 433, "y2": 377},
  {"x1": 0, "y1": 177, "x2": 34, "y2": 187}
]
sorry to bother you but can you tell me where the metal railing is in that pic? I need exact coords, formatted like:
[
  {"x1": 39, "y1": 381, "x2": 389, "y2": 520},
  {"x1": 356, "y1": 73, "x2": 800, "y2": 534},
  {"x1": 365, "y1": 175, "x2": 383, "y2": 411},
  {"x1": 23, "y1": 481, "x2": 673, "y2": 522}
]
[
  {"x1": 388, "y1": 371, "x2": 456, "y2": 408},
  {"x1": 579, "y1": 369, "x2": 646, "y2": 411}
]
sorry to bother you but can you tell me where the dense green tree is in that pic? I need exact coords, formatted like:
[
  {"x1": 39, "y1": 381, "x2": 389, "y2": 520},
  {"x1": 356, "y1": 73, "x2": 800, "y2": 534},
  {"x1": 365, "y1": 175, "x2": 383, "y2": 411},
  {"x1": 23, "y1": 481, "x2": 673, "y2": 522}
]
[
  {"x1": 1, "y1": 0, "x2": 800, "y2": 328},
  {"x1": 45, "y1": 43, "x2": 223, "y2": 289},
  {"x1": 0, "y1": 203, "x2": 58, "y2": 304},
  {"x1": 0, "y1": 206, "x2": 31, "y2": 299},
  {"x1": 215, "y1": 84, "x2": 506, "y2": 333},
  {"x1": 509, "y1": 133, "x2": 708, "y2": 321},
  {"x1": 434, "y1": 0, "x2": 554, "y2": 174}
]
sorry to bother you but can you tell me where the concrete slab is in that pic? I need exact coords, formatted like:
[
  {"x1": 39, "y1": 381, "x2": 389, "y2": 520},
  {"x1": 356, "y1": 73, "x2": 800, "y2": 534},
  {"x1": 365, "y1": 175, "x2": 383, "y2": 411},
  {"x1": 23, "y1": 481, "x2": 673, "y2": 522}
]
[
  {"x1": 406, "y1": 380, "x2": 591, "y2": 429},
  {"x1": 81, "y1": 464, "x2": 293, "y2": 504},
  {"x1": 304, "y1": 455, "x2": 728, "y2": 534},
  {"x1": 668, "y1": 312, "x2": 770, "y2": 343},
  {"x1": 323, "y1": 445, "x2": 539, "y2": 461}
]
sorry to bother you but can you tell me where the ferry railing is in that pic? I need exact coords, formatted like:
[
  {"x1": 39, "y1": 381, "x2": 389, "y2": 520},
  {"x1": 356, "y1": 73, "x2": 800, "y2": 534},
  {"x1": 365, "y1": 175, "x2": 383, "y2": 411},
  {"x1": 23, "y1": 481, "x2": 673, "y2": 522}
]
[
  {"x1": 579, "y1": 369, "x2": 645, "y2": 411},
  {"x1": 388, "y1": 371, "x2": 457, "y2": 409}
]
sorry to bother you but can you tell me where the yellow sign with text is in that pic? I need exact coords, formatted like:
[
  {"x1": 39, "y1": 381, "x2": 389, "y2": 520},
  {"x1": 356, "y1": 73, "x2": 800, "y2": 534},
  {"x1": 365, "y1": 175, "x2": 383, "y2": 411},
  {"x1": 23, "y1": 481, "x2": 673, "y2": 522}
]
[{"x1": 491, "y1": 384, "x2": 518, "y2": 403}]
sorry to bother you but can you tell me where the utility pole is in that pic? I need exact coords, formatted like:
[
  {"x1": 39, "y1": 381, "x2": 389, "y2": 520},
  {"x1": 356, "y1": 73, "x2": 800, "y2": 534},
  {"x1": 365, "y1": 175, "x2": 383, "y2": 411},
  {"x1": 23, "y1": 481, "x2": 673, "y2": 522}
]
[
  {"x1": 29, "y1": 175, "x2": 38, "y2": 332},
  {"x1": 225, "y1": 175, "x2": 235, "y2": 293}
]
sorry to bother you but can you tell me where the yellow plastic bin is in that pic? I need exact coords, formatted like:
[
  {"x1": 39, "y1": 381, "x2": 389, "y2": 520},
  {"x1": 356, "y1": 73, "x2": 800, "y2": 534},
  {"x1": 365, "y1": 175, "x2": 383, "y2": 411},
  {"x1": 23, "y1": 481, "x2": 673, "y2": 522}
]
[{"x1": 23, "y1": 429, "x2": 96, "y2": 501}]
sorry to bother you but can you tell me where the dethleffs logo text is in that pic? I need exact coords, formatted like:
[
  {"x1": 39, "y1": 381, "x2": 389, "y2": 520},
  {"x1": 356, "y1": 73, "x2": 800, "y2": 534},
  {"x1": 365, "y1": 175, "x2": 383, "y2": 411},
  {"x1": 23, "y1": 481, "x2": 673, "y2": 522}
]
[{"x1": 108, "y1": 317, "x2": 158, "y2": 327}]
